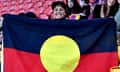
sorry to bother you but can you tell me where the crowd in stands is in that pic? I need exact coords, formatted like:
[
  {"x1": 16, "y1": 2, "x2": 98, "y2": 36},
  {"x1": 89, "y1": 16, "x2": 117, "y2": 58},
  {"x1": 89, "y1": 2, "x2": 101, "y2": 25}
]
[
  {"x1": 51, "y1": 0, "x2": 120, "y2": 20},
  {"x1": 14, "y1": 0, "x2": 119, "y2": 21},
  {"x1": 0, "y1": 0, "x2": 119, "y2": 20}
]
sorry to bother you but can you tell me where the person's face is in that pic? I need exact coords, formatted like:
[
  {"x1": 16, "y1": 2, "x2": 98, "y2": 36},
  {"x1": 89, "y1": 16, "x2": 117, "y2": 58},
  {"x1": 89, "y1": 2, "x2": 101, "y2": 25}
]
[
  {"x1": 67, "y1": 0, "x2": 74, "y2": 8},
  {"x1": 53, "y1": 5, "x2": 66, "y2": 19},
  {"x1": 107, "y1": 0, "x2": 115, "y2": 6},
  {"x1": 118, "y1": 0, "x2": 120, "y2": 4}
]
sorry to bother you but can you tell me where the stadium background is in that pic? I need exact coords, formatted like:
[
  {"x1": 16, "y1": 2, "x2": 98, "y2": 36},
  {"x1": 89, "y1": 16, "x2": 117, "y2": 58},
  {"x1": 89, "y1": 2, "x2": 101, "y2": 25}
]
[{"x1": 0, "y1": 0, "x2": 100, "y2": 19}]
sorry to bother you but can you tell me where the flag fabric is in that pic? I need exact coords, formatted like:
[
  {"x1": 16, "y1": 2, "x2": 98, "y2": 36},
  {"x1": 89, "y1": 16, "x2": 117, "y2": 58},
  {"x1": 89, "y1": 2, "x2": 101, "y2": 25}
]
[{"x1": 3, "y1": 14, "x2": 118, "y2": 72}]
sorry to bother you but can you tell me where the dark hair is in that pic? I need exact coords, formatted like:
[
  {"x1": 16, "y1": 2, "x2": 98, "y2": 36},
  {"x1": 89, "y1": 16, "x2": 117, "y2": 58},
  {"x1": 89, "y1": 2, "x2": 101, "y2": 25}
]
[
  {"x1": 103, "y1": 0, "x2": 119, "y2": 17},
  {"x1": 52, "y1": 1, "x2": 66, "y2": 10},
  {"x1": 108, "y1": 0, "x2": 119, "y2": 17},
  {"x1": 25, "y1": 12, "x2": 37, "y2": 18},
  {"x1": 52, "y1": 1, "x2": 69, "y2": 17},
  {"x1": 66, "y1": 0, "x2": 82, "y2": 13}
]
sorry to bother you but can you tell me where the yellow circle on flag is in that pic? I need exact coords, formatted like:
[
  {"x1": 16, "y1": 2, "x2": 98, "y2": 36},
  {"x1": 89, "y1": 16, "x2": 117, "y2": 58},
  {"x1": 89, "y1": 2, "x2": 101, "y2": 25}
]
[{"x1": 40, "y1": 35, "x2": 80, "y2": 72}]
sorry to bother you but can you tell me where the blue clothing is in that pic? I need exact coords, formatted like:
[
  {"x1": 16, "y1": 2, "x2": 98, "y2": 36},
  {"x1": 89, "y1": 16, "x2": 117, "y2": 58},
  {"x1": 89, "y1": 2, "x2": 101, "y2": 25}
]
[{"x1": 115, "y1": 8, "x2": 120, "y2": 31}]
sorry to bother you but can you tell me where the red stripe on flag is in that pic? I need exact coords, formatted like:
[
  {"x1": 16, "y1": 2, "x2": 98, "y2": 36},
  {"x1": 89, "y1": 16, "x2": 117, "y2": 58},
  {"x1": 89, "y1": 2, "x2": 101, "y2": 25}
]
[
  {"x1": 74, "y1": 52, "x2": 118, "y2": 72},
  {"x1": 4, "y1": 48, "x2": 118, "y2": 72},
  {"x1": 4, "y1": 48, "x2": 47, "y2": 72}
]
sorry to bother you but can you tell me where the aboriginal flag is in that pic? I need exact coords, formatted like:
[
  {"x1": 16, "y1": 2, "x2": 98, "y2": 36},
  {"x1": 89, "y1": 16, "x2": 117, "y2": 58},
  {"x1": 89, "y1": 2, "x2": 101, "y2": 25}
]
[{"x1": 3, "y1": 14, "x2": 118, "y2": 72}]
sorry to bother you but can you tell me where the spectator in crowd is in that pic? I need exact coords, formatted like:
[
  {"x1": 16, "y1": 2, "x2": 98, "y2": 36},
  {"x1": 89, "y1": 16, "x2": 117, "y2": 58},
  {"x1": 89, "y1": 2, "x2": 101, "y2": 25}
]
[
  {"x1": 115, "y1": 0, "x2": 120, "y2": 31},
  {"x1": 79, "y1": 0, "x2": 90, "y2": 19},
  {"x1": 52, "y1": 1, "x2": 68, "y2": 19},
  {"x1": 100, "y1": 0, "x2": 119, "y2": 18},
  {"x1": 89, "y1": 0, "x2": 119, "y2": 19},
  {"x1": 66, "y1": 0, "x2": 82, "y2": 14},
  {"x1": 66, "y1": 0, "x2": 90, "y2": 20},
  {"x1": 88, "y1": 0, "x2": 102, "y2": 19},
  {"x1": 66, "y1": 0, "x2": 82, "y2": 20}
]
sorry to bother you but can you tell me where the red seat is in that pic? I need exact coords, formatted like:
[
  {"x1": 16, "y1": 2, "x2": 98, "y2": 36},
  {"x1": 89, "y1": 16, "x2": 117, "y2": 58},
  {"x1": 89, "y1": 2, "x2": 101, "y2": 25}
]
[
  {"x1": 37, "y1": 2, "x2": 42, "y2": 7},
  {"x1": 40, "y1": 14, "x2": 48, "y2": 19},
  {"x1": 39, "y1": 7, "x2": 45, "y2": 13},
  {"x1": 44, "y1": 7, "x2": 52, "y2": 16},
  {"x1": 0, "y1": 0, "x2": 59, "y2": 18}
]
